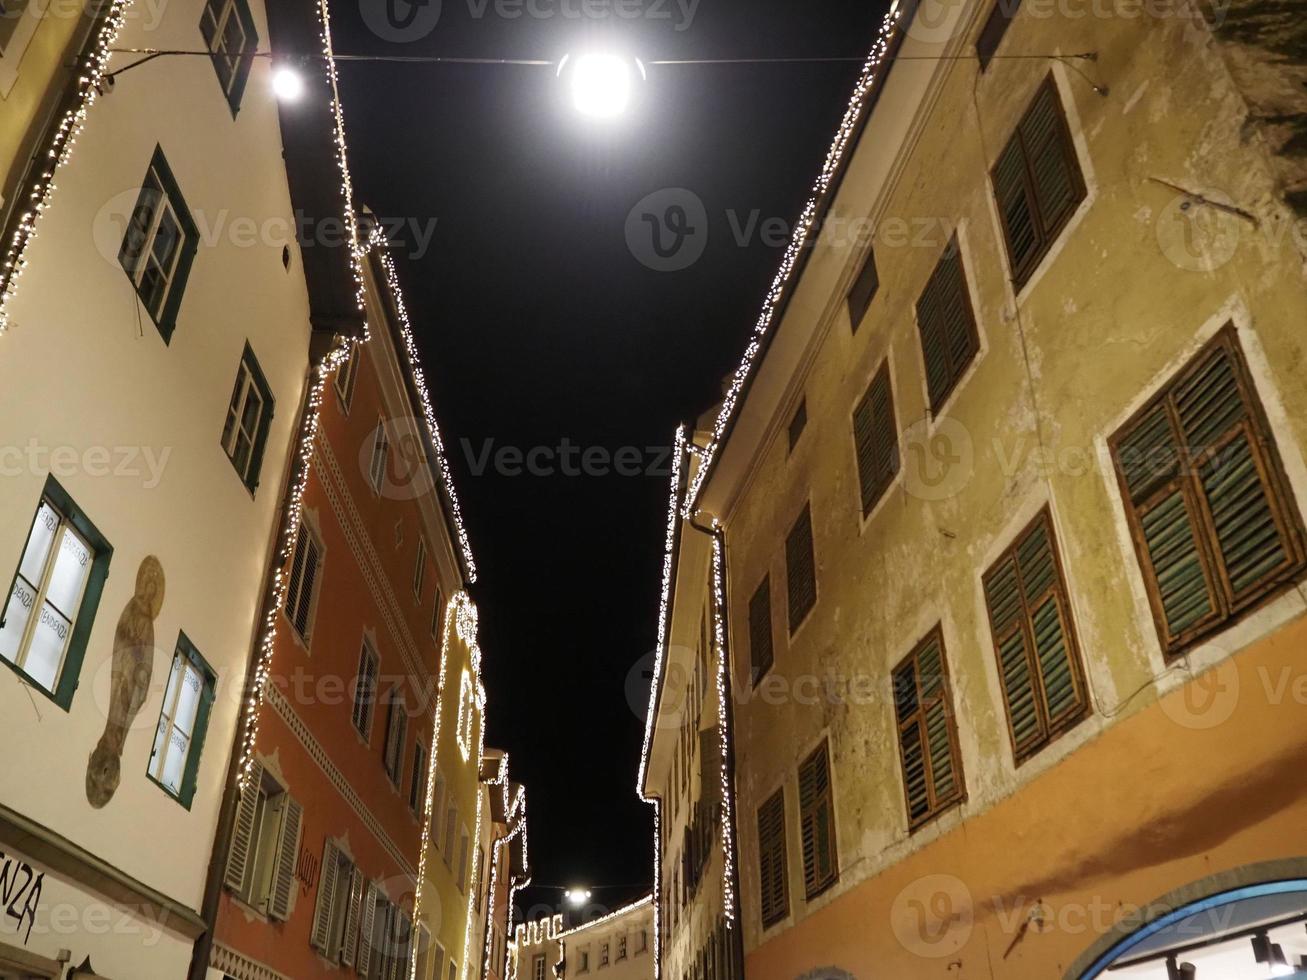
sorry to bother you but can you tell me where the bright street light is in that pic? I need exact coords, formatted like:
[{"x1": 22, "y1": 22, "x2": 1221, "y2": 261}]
[
  {"x1": 272, "y1": 66, "x2": 305, "y2": 102},
  {"x1": 563, "y1": 54, "x2": 641, "y2": 119},
  {"x1": 564, "y1": 887, "x2": 592, "y2": 908}
]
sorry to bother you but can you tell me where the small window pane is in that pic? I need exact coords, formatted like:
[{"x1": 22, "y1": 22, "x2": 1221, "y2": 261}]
[
  {"x1": 18, "y1": 502, "x2": 58, "y2": 586},
  {"x1": 0, "y1": 578, "x2": 36, "y2": 665},
  {"x1": 44, "y1": 527, "x2": 92, "y2": 615},
  {"x1": 25, "y1": 602, "x2": 71, "y2": 689}
]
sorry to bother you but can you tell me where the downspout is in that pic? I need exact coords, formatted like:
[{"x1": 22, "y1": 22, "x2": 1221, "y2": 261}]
[{"x1": 186, "y1": 354, "x2": 322, "y2": 980}]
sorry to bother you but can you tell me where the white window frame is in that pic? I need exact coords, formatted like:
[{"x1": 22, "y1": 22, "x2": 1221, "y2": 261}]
[
  {"x1": 368, "y1": 418, "x2": 390, "y2": 493},
  {"x1": 147, "y1": 638, "x2": 212, "y2": 800},
  {"x1": 383, "y1": 688, "x2": 407, "y2": 786},
  {"x1": 221, "y1": 348, "x2": 270, "y2": 487},
  {"x1": 200, "y1": 0, "x2": 249, "y2": 96},
  {"x1": 409, "y1": 740, "x2": 426, "y2": 813},
  {"x1": 352, "y1": 637, "x2": 379, "y2": 741},
  {"x1": 413, "y1": 536, "x2": 427, "y2": 600},
  {"x1": 125, "y1": 170, "x2": 186, "y2": 322},
  {"x1": 335, "y1": 342, "x2": 360, "y2": 411},
  {"x1": 284, "y1": 518, "x2": 324, "y2": 646}
]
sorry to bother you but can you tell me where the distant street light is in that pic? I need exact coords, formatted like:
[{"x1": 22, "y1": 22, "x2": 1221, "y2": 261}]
[{"x1": 564, "y1": 887, "x2": 592, "y2": 908}]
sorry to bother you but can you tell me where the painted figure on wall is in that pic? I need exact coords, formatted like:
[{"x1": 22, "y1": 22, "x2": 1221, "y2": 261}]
[{"x1": 86, "y1": 555, "x2": 165, "y2": 809}]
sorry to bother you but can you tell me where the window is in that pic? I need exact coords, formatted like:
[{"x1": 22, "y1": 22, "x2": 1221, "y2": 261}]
[
  {"x1": 785, "y1": 504, "x2": 817, "y2": 633},
  {"x1": 199, "y1": 0, "x2": 257, "y2": 113},
  {"x1": 600, "y1": 944, "x2": 609, "y2": 967},
  {"x1": 853, "y1": 361, "x2": 898, "y2": 516},
  {"x1": 747, "y1": 577, "x2": 773, "y2": 685},
  {"x1": 976, "y1": 0, "x2": 1021, "y2": 70},
  {"x1": 368, "y1": 419, "x2": 390, "y2": 493},
  {"x1": 457, "y1": 825, "x2": 470, "y2": 892},
  {"x1": 284, "y1": 520, "x2": 323, "y2": 645},
  {"x1": 637, "y1": 930, "x2": 648, "y2": 954},
  {"x1": 223, "y1": 760, "x2": 303, "y2": 921},
  {"x1": 147, "y1": 634, "x2": 216, "y2": 808},
  {"x1": 118, "y1": 147, "x2": 198, "y2": 342},
  {"x1": 798, "y1": 741, "x2": 838, "y2": 899},
  {"x1": 533, "y1": 955, "x2": 546, "y2": 980},
  {"x1": 431, "y1": 589, "x2": 444, "y2": 640},
  {"x1": 0, "y1": 0, "x2": 32, "y2": 59},
  {"x1": 991, "y1": 76, "x2": 1086, "y2": 289},
  {"x1": 457, "y1": 670, "x2": 476, "y2": 759},
  {"x1": 756, "y1": 788, "x2": 788, "y2": 928},
  {"x1": 351, "y1": 639, "x2": 379, "y2": 739},
  {"x1": 414, "y1": 923, "x2": 434, "y2": 980},
  {"x1": 335, "y1": 342, "x2": 360, "y2": 411},
  {"x1": 448, "y1": 958, "x2": 459, "y2": 980},
  {"x1": 0, "y1": 479, "x2": 111, "y2": 708},
  {"x1": 1110, "y1": 327, "x2": 1306, "y2": 655},
  {"x1": 409, "y1": 741, "x2": 426, "y2": 812},
  {"x1": 221, "y1": 344, "x2": 275, "y2": 492},
  {"x1": 846, "y1": 246, "x2": 879, "y2": 332},
  {"x1": 414, "y1": 537, "x2": 427, "y2": 599},
  {"x1": 915, "y1": 235, "x2": 979, "y2": 413},
  {"x1": 617, "y1": 935, "x2": 627, "y2": 961},
  {"x1": 579, "y1": 950, "x2": 590, "y2": 973},
  {"x1": 892, "y1": 628, "x2": 966, "y2": 829},
  {"x1": 787, "y1": 399, "x2": 807, "y2": 453},
  {"x1": 475, "y1": 847, "x2": 485, "y2": 911},
  {"x1": 311, "y1": 839, "x2": 366, "y2": 964},
  {"x1": 431, "y1": 773, "x2": 446, "y2": 848},
  {"x1": 982, "y1": 508, "x2": 1089, "y2": 762},
  {"x1": 383, "y1": 689, "x2": 407, "y2": 785},
  {"x1": 442, "y1": 803, "x2": 457, "y2": 864}
]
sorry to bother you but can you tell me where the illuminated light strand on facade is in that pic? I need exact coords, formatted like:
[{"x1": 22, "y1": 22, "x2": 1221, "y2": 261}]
[
  {"x1": 709, "y1": 530, "x2": 737, "y2": 925},
  {"x1": 372, "y1": 234, "x2": 479, "y2": 582},
  {"x1": 552, "y1": 896, "x2": 655, "y2": 941},
  {"x1": 0, "y1": 0, "x2": 133, "y2": 330},
  {"x1": 479, "y1": 760, "x2": 523, "y2": 980},
  {"x1": 682, "y1": 1, "x2": 905, "y2": 515}
]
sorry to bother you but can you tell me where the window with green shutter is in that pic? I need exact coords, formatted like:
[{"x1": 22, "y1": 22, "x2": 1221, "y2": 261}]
[
  {"x1": 748, "y1": 577, "x2": 773, "y2": 686},
  {"x1": 146, "y1": 633, "x2": 216, "y2": 809},
  {"x1": 756, "y1": 788, "x2": 788, "y2": 927},
  {"x1": 915, "y1": 236, "x2": 980, "y2": 413},
  {"x1": 785, "y1": 504, "x2": 817, "y2": 633},
  {"x1": 199, "y1": 0, "x2": 258, "y2": 115},
  {"x1": 982, "y1": 508, "x2": 1088, "y2": 764},
  {"x1": 285, "y1": 520, "x2": 323, "y2": 645},
  {"x1": 892, "y1": 628, "x2": 966, "y2": 829},
  {"x1": 221, "y1": 343, "x2": 275, "y2": 494},
  {"x1": 853, "y1": 361, "x2": 898, "y2": 516},
  {"x1": 991, "y1": 76, "x2": 1086, "y2": 289},
  {"x1": 797, "y1": 740, "x2": 837, "y2": 899},
  {"x1": 1110, "y1": 326, "x2": 1306, "y2": 656}
]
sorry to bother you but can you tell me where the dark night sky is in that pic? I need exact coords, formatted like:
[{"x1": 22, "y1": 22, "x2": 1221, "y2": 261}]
[{"x1": 329, "y1": 0, "x2": 887, "y2": 921}]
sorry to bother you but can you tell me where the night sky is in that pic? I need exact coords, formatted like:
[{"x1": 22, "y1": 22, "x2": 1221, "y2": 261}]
[{"x1": 330, "y1": 0, "x2": 888, "y2": 922}]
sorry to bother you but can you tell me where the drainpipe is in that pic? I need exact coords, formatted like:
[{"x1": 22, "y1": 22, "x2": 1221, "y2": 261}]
[{"x1": 187, "y1": 355, "x2": 321, "y2": 980}]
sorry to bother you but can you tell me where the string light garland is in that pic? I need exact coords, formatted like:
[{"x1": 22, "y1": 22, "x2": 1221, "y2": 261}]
[
  {"x1": 683, "y1": 0, "x2": 906, "y2": 515},
  {"x1": 0, "y1": 0, "x2": 132, "y2": 330},
  {"x1": 552, "y1": 895, "x2": 654, "y2": 941},
  {"x1": 480, "y1": 764, "x2": 531, "y2": 980},
  {"x1": 709, "y1": 529, "x2": 737, "y2": 925}
]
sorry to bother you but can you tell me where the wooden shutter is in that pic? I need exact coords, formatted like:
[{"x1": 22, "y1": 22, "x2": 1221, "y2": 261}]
[
  {"x1": 846, "y1": 247, "x2": 879, "y2": 332},
  {"x1": 1111, "y1": 328, "x2": 1305, "y2": 653},
  {"x1": 342, "y1": 867, "x2": 365, "y2": 966},
  {"x1": 892, "y1": 628, "x2": 965, "y2": 828},
  {"x1": 747, "y1": 578, "x2": 773, "y2": 684},
  {"x1": 785, "y1": 505, "x2": 817, "y2": 632},
  {"x1": 976, "y1": 0, "x2": 1021, "y2": 69},
  {"x1": 797, "y1": 741, "x2": 837, "y2": 898},
  {"x1": 224, "y1": 759, "x2": 263, "y2": 892},
  {"x1": 982, "y1": 509, "x2": 1088, "y2": 763},
  {"x1": 991, "y1": 77, "x2": 1086, "y2": 288},
  {"x1": 755, "y1": 789, "x2": 787, "y2": 927},
  {"x1": 287, "y1": 523, "x2": 321, "y2": 642},
  {"x1": 268, "y1": 794, "x2": 302, "y2": 920},
  {"x1": 312, "y1": 840, "x2": 341, "y2": 952},
  {"x1": 915, "y1": 237, "x2": 980, "y2": 412},
  {"x1": 358, "y1": 882, "x2": 379, "y2": 976},
  {"x1": 853, "y1": 362, "x2": 898, "y2": 515},
  {"x1": 285, "y1": 526, "x2": 308, "y2": 627}
]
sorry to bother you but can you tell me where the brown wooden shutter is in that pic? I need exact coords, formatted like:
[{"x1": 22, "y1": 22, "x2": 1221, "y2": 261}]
[
  {"x1": 915, "y1": 237, "x2": 979, "y2": 412},
  {"x1": 268, "y1": 794, "x2": 303, "y2": 920},
  {"x1": 982, "y1": 509, "x2": 1088, "y2": 763},
  {"x1": 755, "y1": 789, "x2": 788, "y2": 927},
  {"x1": 797, "y1": 741, "x2": 837, "y2": 898},
  {"x1": 846, "y1": 247, "x2": 879, "y2": 333},
  {"x1": 975, "y1": 0, "x2": 1022, "y2": 70},
  {"x1": 1111, "y1": 328, "x2": 1306, "y2": 654},
  {"x1": 853, "y1": 362, "x2": 898, "y2": 515},
  {"x1": 785, "y1": 504, "x2": 817, "y2": 632},
  {"x1": 892, "y1": 629, "x2": 965, "y2": 828},
  {"x1": 224, "y1": 759, "x2": 263, "y2": 893},
  {"x1": 747, "y1": 578, "x2": 773, "y2": 684},
  {"x1": 991, "y1": 77, "x2": 1086, "y2": 288}
]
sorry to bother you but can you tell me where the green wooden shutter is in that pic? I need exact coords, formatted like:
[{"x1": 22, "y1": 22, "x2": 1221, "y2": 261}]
[
  {"x1": 892, "y1": 659, "x2": 931, "y2": 823},
  {"x1": 895, "y1": 631, "x2": 964, "y2": 826},
  {"x1": 916, "y1": 638, "x2": 958, "y2": 806},
  {"x1": 748, "y1": 578, "x2": 773, "y2": 684},
  {"x1": 269, "y1": 794, "x2": 302, "y2": 921},
  {"x1": 983, "y1": 558, "x2": 1043, "y2": 753},
  {"x1": 785, "y1": 505, "x2": 817, "y2": 632},
  {"x1": 756, "y1": 790, "x2": 787, "y2": 927},
  {"x1": 853, "y1": 363, "x2": 898, "y2": 515},
  {"x1": 915, "y1": 239, "x2": 979, "y2": 412},
  {"x1": 992, "y1": 136, "x2": 1039, "y2": 279},
  {"x1": 798, "y1": 741, "x2": 836, "y2": 898},
  {"x1": 1021, "y1": 82, "x2": 1080, "y2": 237},
  {"x1": 312, "y1": 840, "x2": 340, "y2": 952},
  {"x1": 224, "y1": 759, "x2": 263, "y2": 893}
]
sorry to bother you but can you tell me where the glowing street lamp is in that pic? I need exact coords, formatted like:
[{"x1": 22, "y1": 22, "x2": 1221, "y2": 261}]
[
  {"x1": 559, "y1": 53, "x2": 645, "y2": 119},
  {"x1": 564, "y1": 887, "x2": 592, "y2": 908},
  {"x1": 272, "y1": 66, "x2": 305, "y2": 102}
]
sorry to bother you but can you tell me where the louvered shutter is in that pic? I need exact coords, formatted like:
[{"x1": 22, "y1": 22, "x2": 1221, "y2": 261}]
[
  {"x1": 342, "y1": 867, "x2": 364, "y2": 966},
  {"x1": 756, "y1": 790, "x2": 787, "y2": 927},
  {"x1": 893, "y1": 632, "x2": 965, "y2": 827},
  {"x1": 892, "y1": 660, "x2": 930, "y2": 822},
  {"x1": 748, "y1": 579, "x2": 773, "y2": 684},
  {"x1": 993, "y1": 137, "x2": 1039, "y2": 279},
  {"x1": 916, "y1": 639, "x2": 959, "y2": 806},
  {"x1": 224, "y1": 759, "x2": 263, "y2": 893},
  {"x1": 293, "y1": 533, "x2": 320, "y2": 640},
  {"x1": 983, "y1": 510, "x2": 1088, "y2": 762},
  {"x1": 853, "y1": 363, "x2": 898, "y2": 514},
  {"x1": 915, "y1": 239, "x2": 979, "y2": 412},
  {"x1": 785, "y1": 506, "x2": 817, "y2": 632},
  {"x1": 285, "y1": 524, "x2": 307, "y2": 621},
  {"x1": 312, "y1": 840, "x2": 341, "y2": 952},
  {"x1": 797, "y1": 742, "x2": 836, "y2": 898},
  {"x1": 358, "y1": 882, "x2": 379, "y2": 976},
  {"x1": 269, "y1": 794, "x2": 303, "y2": 920}
]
